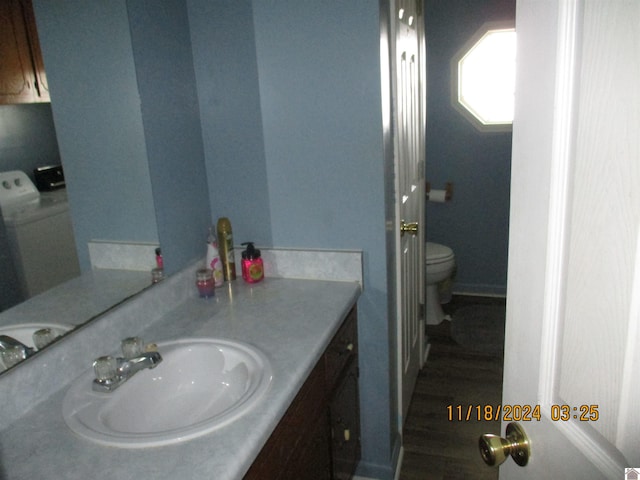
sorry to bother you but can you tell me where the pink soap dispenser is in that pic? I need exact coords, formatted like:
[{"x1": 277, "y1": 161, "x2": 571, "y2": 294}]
[{"x1": 241, "y1": 242, "x2": 264, "y2": 283}]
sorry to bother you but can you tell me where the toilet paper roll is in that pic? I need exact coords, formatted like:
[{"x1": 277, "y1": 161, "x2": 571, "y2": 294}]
[{"x1": 428, "y1": 189, "x2": 448, "y2": 203}]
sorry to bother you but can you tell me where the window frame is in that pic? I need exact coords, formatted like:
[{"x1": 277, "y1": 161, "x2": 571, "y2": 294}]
[{"x1": 450, "y1": 20, "x2": 516, "y2": 133}]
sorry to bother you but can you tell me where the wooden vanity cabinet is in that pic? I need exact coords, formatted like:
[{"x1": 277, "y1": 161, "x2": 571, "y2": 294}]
[
  {"x1": 245, "y1": 307, "x2": 360, "y2": 480},
  {"x1": 0, "y1": 0, "x2": 50, "y2": 104},
  {"x1": 329, "y1": 358, "x2": 361, "y2": 480}
]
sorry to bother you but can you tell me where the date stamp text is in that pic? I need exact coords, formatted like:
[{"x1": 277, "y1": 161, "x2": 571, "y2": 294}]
[{"x1": 446, "y1": 404, "x2": 599, "y2": 422}]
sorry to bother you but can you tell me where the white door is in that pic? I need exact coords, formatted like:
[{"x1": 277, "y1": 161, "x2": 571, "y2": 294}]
[
  {"x1": 498, "y1": 0, "x2": 640, "y2": 478},
  {"x1": 392, "y1": 0, "x2": 426, "y2": 427}
]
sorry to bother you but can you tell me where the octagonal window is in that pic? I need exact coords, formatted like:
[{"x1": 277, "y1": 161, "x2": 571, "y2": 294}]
[{"x1": 452, "y1": 23, "x2": 516, "y2": 131}]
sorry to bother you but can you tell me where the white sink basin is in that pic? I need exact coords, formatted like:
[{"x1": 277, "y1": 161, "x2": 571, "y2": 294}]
[
  {"x1": 63, "y1": 338, "x2": 272, "y2": 448},
  {"x1": 0, "y1": 322, "x2": 73, "y2": 370},
  {"x1": 0, "y1": 322, "x2": 72, "y2": 347}
]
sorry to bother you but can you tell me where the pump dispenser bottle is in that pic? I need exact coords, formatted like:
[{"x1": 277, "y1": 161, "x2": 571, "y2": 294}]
[
  {"x1": 241, "y1": 242, "x2": 264, "y2": 283},
  {"x1": 216, "y1": 217, "x2": 236, "y2": 281}
]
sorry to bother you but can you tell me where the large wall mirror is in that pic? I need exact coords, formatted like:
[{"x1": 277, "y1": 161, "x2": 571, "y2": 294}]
[
  {"x1": 0, "y1": 104, "x2": 154, "y2": 372},
  {"x1": 0, "y1": 0, "x2": 154, "y2": 374},
  {"x1": 0, "y1": 0, "x2": 213, "y2": 374}
]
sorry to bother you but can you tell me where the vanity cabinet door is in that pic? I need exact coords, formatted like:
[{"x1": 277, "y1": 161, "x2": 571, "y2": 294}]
[
  {"x1": 245, "y1": 306, "x2": 359, "y2": 480},
  {"x1": 279, "y1": 411, "x2": 332, "y2": 480},
  {"x1": 329, "y1": 358, "x2": 361, "y2": 480},
  {"x1": 244, "y1": 361, "x2": 330, "y2": 480},
  {"x1": 0, "y1": 0, "x2": 49, "y2": 104}
]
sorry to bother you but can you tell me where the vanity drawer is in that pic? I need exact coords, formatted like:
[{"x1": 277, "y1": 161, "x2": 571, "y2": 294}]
[{"x1": 324, "y1": 307, "x2": 358, "y2": 389}]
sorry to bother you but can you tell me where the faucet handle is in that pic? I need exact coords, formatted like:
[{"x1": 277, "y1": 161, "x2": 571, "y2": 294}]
[
  {"x1": 121, "y1": 337, "x2": 144, "y2": 359},
  {"x1": 1, "y1": 345, "x2": 27, "y2": 369},
  {"x1": 93, "y1": 355, "x2": 118, "y2": 383},
  {"x1": 33, "y1": 328, "x2": 56, "y2": 350}
]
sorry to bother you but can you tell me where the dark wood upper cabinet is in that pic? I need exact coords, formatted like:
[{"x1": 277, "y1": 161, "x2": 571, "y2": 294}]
[{"x1": 0, "y1": 0, "x2": 50, "y2": 104}]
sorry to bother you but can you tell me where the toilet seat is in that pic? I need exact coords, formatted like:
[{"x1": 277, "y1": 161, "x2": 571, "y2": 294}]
[{"x1": 426, "y1": 242, "x2": 454, "y2": 265}]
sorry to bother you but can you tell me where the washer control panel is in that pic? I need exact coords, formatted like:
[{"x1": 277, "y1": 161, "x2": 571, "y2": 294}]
[{"x1": 0, "y1": 170, "x2": 40, "y2": 211}]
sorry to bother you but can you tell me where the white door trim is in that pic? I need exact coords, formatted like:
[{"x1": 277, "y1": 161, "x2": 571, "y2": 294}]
[{"x1": 538, "y1": 0, "x2": 582, "y2": 405}]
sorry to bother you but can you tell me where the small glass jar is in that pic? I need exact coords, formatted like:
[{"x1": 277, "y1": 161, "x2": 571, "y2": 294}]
[
  {"x1": 151, "y1": 267, "x2": 164, "y2": 284},
  {"x1": 196, "y1": 268, "x2": 215, "y2": 298}
]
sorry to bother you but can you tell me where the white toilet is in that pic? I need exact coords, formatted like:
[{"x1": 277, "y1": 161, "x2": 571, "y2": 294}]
[{"x1": 426, "y1": 242, "x2": 455, "y2": 325}]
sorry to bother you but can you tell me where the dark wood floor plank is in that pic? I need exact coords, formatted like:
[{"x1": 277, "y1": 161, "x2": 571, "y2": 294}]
[{"x1": 398, "y1": 296, "x2": 505, "y2": 480}]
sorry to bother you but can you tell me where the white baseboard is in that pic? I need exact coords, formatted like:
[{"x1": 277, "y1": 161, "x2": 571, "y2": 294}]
[
  {"x1": 352, "y1": 445, "x2": 404, "y2": 480},
  {"x1": 394, "y1": 445, "x2": 404, "y2": 480},
  {"x1": 421, "y1": 340, "x2": 431, "y2": 367},
  {"x1": 452, "y1": 289, "x2": 507, "y2": 299}
]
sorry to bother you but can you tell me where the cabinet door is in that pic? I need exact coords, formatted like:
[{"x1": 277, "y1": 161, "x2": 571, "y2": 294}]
[
  {"x1": 0, "y1": 0, "x2": 35, "y2": 102},
  {"x1": 21, "y1": 0, "x2": 49, "y2": 101},
  {"x1": 244, "y1": 362, "x2": 329, "y2": 479},
  {"x1": 0, "y1": 0, "x2": 48, "y2": 103},
  {"x1": 329, "y1": 359, "x2": 361, "y2": 480},
  {"x1": 280, "y1": 411, "x2": 332, "y2": 480}
]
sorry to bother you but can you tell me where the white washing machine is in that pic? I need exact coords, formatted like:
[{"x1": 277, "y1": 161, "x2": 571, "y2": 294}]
[{"x1": 0, "y1": 170, "x2": 80, "y2": 300}]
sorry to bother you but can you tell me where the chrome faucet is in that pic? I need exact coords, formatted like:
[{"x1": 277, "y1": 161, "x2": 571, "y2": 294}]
[
  {"x1": 0, "y1": 335, "x2": 35, "y2": 367},
  {"x1": 92, "y1": 337, "x2": 162, "y2": 392}
]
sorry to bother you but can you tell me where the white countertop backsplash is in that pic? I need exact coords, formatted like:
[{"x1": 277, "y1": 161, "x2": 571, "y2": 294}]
[
  {"x1": 0, "y1": 248, "x2": 362, "y2": 479},
  {"x1": 86, "y1": 242, "x2": 364, "y2": 284},
  {"x1": 87, "y1": 240, "x2": 161, "y2": 271}
]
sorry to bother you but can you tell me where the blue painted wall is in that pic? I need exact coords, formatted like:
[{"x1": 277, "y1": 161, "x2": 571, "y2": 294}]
[
  {"x1": 33, "y1": 0, "x2": 158, "y2": 270},
  {"x1": 252, "y1": 3, "x2": 393, "y2": 476},
  {"x1": 34, "y1": 0, "x2": 210, "y2": 274},
  {"x1": 0, "y1": 104, "x2": 60, "y2": 182},
  {"x1": 189, "y1": 2, "x2": 395, "y2": 476},
  {"x1": 126, "y1": 0, "x2": 211, "y2": 273},
  {"x1": 188, "y1": 0, "x2": 272, "y2": 245},
  {"x1": 31, "y1": 0, "x2": 397, "y2": 476},
  {"x1": 425, "y1": 0, "x2": 515, "y2": 296}
]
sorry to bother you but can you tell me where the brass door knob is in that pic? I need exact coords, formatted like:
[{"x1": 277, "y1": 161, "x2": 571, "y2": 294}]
[
  {"x1": 479, "y1": 422, "x2": 530, "y2": 467},
  {"x1": 400, "y1": 220, "x2": 419, "y2": 236}
]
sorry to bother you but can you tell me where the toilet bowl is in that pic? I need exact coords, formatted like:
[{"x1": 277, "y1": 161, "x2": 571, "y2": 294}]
[{"x1": 426, "y1": 242, "x2": 455, "y2": 325}]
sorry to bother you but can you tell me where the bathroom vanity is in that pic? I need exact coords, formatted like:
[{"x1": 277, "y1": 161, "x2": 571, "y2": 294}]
[
  {"x1": 0, "y1": 256, "x2": 362, "y2": 479},
  {"x1": 246, "y1": 306, "x2": 360, "y2": 479}
]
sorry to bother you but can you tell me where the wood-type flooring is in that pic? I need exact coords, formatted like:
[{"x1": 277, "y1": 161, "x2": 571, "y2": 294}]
[{"x1": 399, "y1": 296, "x2": 506, "y2": 480}]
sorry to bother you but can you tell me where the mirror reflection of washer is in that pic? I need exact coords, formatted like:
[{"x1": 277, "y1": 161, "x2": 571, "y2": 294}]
[{"x1": 0, "y1": 170, "x2": 80, "y2": 301}]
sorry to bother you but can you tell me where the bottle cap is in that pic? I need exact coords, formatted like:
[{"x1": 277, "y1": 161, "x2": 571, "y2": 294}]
[{"x1": 241, "y1": 242, "x2": 261, "y2": 260}]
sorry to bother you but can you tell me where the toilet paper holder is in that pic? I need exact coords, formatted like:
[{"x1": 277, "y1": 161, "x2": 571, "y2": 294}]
[{"x1": 426, "y1": 181, "x2": 453, "y2": 201}]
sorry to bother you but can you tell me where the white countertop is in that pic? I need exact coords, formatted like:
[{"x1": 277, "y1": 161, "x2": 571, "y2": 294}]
[
  {"x1": 0, "y1": 268, "x2": 151, "y2": 330},
  {"x1": 0, "y1": 274, "x2": 360, "y2": 479}
]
